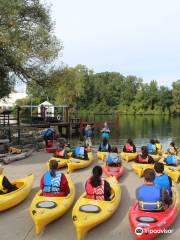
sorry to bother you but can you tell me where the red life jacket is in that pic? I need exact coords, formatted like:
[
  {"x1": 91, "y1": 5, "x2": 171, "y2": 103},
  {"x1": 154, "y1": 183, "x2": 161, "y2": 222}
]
[
  {"x1": 137, "y1": 154, "x2": 148, "y2": 163},
  {"x1": 125, "y1": 143, "x2": 133, "y2": 152},
  {"x1": 86, "y1": 177, "x2": 105, "y2": 200},
  {"x1": 55, "y1": 149, "x2": 65, "y2": 157},
  {"x1": 47, "y1": 140, "x2": 53, "y2": 147}
]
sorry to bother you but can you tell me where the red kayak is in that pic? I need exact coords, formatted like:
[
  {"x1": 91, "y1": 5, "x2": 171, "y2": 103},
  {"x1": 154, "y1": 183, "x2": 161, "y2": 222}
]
[
  {"x1": 103, "y1": 165, "x2": 124, "y2": 180},
  {"x1": 129, "y1": 186, "x2": 180, "y2": 240},
  {"x1": 46, "y1": 147, "x2": 57, "y2": 153}
]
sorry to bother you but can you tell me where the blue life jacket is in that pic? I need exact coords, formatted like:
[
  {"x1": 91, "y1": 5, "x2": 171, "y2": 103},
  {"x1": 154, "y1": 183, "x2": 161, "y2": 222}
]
[
  {"x1": 138, "y1": 184, "x2": 162, "y2": 210},
  {"x1": 43, "y1": 171, "x2": 62, "y2": 193},
  {"x1": 147, "y1": 143, "x2": 156, "y2": 154},
  {"x1": 100, "y1": 143, "x2": 109, "y2": 152},
  {"x1": 43, "y1": 128, "x2": 54, "y2": 137},
  {"x1": 154, "y1": 173, "x2": 171, "y2": 192},
  {"x1": 165, "y1": 155, "x2": 177, "y2": 165},
  {"x1": 107, "y1": 153, "x2": 120, "y2": 164},
  {"x1": 101, "y1": 132, "x2": 109, "y2": 139},
  {"x1": 75, "y1": 146, "x2": 85, "y2": 158}
]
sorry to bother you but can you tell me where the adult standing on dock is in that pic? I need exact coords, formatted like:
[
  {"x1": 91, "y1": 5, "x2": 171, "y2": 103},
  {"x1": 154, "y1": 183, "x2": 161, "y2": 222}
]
[
  {"x1": 84, "y1": 124, "x2": 93, "y2": 147},
  {"x1": 101, "y1": 122, "x2": 110, "y2": 139}
]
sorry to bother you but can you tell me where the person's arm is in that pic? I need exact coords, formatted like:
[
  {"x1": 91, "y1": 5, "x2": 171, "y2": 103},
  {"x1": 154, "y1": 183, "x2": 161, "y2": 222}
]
[
  {"x1": 40, "y1": 176, "x2": 44, "y2": 190},
  {"x1": 104, "y1": 180, "x2": 111, "y2": 200},
  {"x1": 160, "y1": 188, "x2": 172, "y2": 206},
  {"x1": 123, "y1": 145, "x2": 126, "y2": 152},
  {"x1": 60, "y1": 174, "x2": 70, "y2": 195},
  {"x1": 133, "y1": 145, "x2": 136, "y2": 152},
  {"x1": 168, "y1": 176, "x2": 172, "y2": 187},
  {"x1": 3, "y1": 176, "x2": 18, "y2": 192}
]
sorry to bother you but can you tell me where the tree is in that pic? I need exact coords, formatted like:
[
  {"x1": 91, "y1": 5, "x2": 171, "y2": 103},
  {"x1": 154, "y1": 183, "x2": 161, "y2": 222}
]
[
  {"x1": 0, "y1": 0, "x2": 61, "y2": 99},
  {"x1": 157, "y1": 86, "x2": 172, "y2": 112},
  {"x1": 172, "y1": 80, "x2": 180, "y2": 113}
]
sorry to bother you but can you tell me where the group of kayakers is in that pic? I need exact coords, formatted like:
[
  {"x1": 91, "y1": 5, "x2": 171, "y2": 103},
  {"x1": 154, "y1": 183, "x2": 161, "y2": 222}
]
[{"x1": 1, "y1": 122, "x2": 179, "y2": 218}]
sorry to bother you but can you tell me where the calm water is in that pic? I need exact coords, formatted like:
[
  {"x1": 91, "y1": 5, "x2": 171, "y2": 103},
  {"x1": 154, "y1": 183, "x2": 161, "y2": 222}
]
[{"x1": 90, "y1": 115, "x2": 180, "y2": 150}]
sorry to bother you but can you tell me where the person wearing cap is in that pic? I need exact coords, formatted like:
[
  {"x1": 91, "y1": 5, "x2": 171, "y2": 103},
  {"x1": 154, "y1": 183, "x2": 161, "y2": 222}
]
[{"x1": 0, "y1": 165, "x2": 18, "y2": 194}]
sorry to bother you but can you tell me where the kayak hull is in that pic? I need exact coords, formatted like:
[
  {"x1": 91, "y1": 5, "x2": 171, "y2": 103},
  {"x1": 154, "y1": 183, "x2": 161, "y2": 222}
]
[
  {"x1": 72, "y1": 177, "x2": 121, "y2": 240},
  {"x1": 48, "y1": 157, "x2": 71, "y2": 169},
  {"x1": 129, "y1": 186, "x2": 180, "y2": 240},
  {"x1": 103, "y1": 165, "x2": 124, "y2": 180},
  {"x1": 120, "y1": 152, "x2": 138, "y2": 162},
  {"x1": 97, "y1": 151, "x2": 109, "y2": 161},
  {"x1": 132, "y1": 162, "x2": 154, "y2": 177},
  {"x1": 164, "y1": 165, "x2": 180, "y2": 183},
  {"x1": 0, "y1": 174, "x2": 34, "y2": 211},
  {"x1": 30, "y1": 174, "x2": 75, "y2": 235},
  {"x1": 67, "y1": 152, "x2": 94, "y2": 172}
]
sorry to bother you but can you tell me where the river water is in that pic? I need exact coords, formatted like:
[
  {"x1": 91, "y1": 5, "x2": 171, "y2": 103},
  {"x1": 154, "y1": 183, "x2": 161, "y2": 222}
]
[{"x1": 89, "y1": 115, "x2": 180, "y2": 151}]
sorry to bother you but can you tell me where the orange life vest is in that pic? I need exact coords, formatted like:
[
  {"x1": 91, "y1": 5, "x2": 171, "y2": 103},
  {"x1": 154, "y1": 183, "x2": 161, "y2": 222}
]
[{"x1": 86, "y1": 177, "x2": 105, "y2": 200}]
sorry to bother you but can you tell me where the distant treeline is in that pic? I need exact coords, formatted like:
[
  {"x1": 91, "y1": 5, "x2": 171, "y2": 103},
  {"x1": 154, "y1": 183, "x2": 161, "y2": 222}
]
[{"x1": 16, "y1": 64, "x2": 180, "y2": 115}]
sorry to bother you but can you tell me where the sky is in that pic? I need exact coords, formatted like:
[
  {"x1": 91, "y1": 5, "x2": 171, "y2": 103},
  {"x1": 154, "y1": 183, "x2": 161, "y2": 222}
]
[{"x1": 48, "y1": 0, "x2": 180, "y2": 87}]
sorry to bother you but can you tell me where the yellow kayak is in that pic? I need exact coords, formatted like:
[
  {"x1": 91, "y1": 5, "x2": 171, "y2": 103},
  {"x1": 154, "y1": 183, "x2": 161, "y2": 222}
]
[
  {"x1": 47, "y1": 157, "x2": 71, "y2": 169},
  {"x1": 72, "y1": 177, "x2": 121, "y2": 240},
  {"x1": 164, "y1": 165, "x2": 180, "y2": 183},
  {"x1": 132, "y1": 162, "x2": 154, "y2": 177},
  {"x1": 150, "y1": 154, "x2": 161, "y2": 161},
  {"x1": 0, "y1": 174, "x2": 34, "y2": 212},
  {"x1": 120, "y1": 152, "x2": 138, "y2": 162},
  {"x1": 67, "y1": 152, "x2": 94, "y2": 173},
  {"x1": 97, "y1": 151, "x2": 109, "y2": 161},
  {"x1": 29, "y1": 174, "x2": 75, "y2": 235}
]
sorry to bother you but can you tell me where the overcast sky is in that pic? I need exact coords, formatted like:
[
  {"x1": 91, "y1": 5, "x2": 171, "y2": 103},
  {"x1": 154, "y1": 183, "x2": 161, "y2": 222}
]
[{"x1": 48, "y1": 0, "x2": 180, "y2": 87}]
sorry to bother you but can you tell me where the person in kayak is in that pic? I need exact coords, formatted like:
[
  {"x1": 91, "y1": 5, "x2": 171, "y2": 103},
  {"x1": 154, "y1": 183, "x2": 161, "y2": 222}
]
[
  {"x1": 147, "y1": 139, "x2": 157, "y2": 154},
  {"x1": 136, "y1": 168, "x2": 172, "y2": 210},
  {"x1": 0, "y1": 165, "x2": 18, "y2": 194},
  {"x1": 85, "y1": 165, "x2": 111, "y2": 201},
  {"x1": 123, "y1": 139, "x2": 136, "y2": 153},
  {"x1": 106, "y1": 146, "x2": 121, "y2": 167},
  {"x1": 167, "y1": 142, "x2": 178, "y2": 155},
  {"x1": 98, "y1": 138, "x2": 111, "y2": 152},
  {"x1": 154, "y1": 162, "x2": 172, "y2": 197},
  {"x1": 155, "y1": 140, "x2": 163, "y2": 154},
  {"x1": 100, "y1": 122, "x2": 110, "y2": 139},
  {"x1": 135, "y1": 146, "x2": 154, "y2": 164},
  {"x1": 54, "y1": 142, "x2": 68, "y2": 159},
  {"x1": 72, "y1": 142, "x2": 89, "y2": 160},
  {"x1": 164, "y1": 154, "x2": 179, "y2": 166},
  {"x1": 42, "y1": 126, "x2": 55, "y2": 147},
  {"x1": 40, "y1": 160, "x2": 70, "y2": 197}
]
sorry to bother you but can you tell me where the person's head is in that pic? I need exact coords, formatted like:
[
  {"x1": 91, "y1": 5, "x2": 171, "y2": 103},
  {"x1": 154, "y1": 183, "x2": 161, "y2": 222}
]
[
  {"x1": 141, "y1": 146, "x2": 148, "y2": 155},
  {"x1": 127, "y1": 139, "x2": 133, "y2": 145},
  {"x1": 90, "y1": 165, "x2": 103, "y2": 187},
  {"x1": 154, "y1": 162, "x2": 164, "y2": 174},
  {"x1": 150, "y1": 139, "x2": 155, "y2": 144},
  {"x1": 102, "y1": 138, "x2": 108, "y2": 146},
  {"x1": 170, "y1": 142, "x2": 175, "y2": 147},
  {"x1": 144, "y1": 168, "x2": 155, "y2": 183},
  {"x1": 0, "y1": 165, "x2": 4, "y2": 175},
  {"x1": 104, "y1": 122, "x2": 108, "y2": 127},
  {"x1": 111, "y1": 146, "x2": 118, "y2": 153},
  {"x1": 155, "y1": 140, "x2": 160, "y2": 144},
  {"x1": 49, "y1": 160, "x2": 58, "y2": 177}
]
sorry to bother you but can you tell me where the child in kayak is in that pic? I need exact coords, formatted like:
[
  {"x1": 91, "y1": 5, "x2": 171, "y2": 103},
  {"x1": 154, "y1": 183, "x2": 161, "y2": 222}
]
[
  {"x1": 40, "y1": 160, "x2": 70, "y2": 197},
  {"x1": 167, "y1": 142, "x2": 178, "y2": 155},
  {"x1": 155, "y1": 140, "x2": 163, "y2": 154},
  {"x1": 135, "y1": 146, "x2": 154, "y2": 164},
  {"x1": 54, "y1": 142, "x2": 68, "y2": 159},
  {"x1": 72, "y1": 142, "x2": 89, "y2": 160},
  {"x1": 123, "y1": 139, "x2": 136, "y2": 153},
  {"x1": 85, "y1": 166, "x2": 111, "y2": 201},
  {"x1": 100, "y1": 122, "x2": 110, "y2": 139},
  {"x1": 106, "y1": 146, "x2": 121, "y2": 167},
  {"x1": 98, "y1": 138, "x2": 111, "y2": 152},
  {"x1": 0, "y1": 165, "x2": 18, "y2": 194},
  {"x1": 136, "y1": 168, "x2": 172, "y2": 210},
  {"x1": 147, "y1": 139, "x2": 157, "y2": 154},
  {"x1": 154, "y1": 162, "x2": 172, "y2": 197}
]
